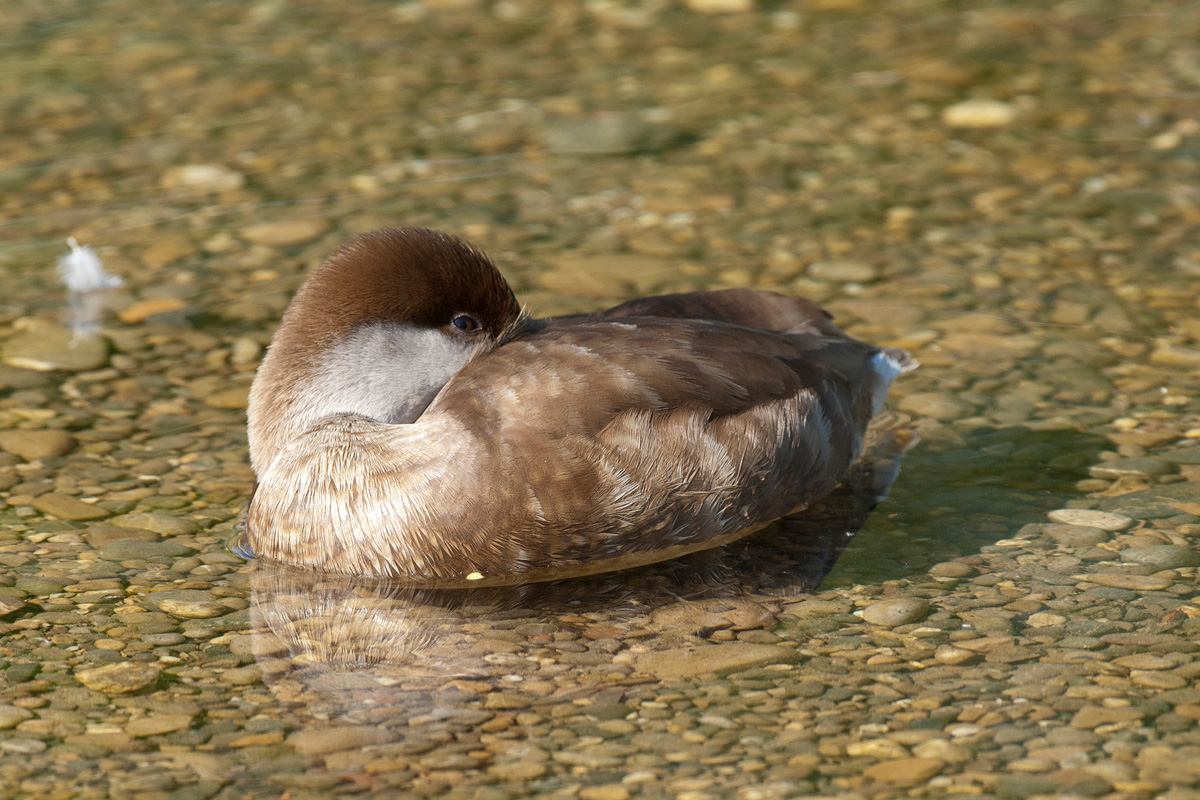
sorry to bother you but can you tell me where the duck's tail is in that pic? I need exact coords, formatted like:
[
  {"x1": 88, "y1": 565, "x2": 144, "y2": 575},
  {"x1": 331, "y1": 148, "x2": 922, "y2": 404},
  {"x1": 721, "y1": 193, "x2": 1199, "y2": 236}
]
[{"x1": 867, "y1": 347, "x2": 918, "y2": 417}]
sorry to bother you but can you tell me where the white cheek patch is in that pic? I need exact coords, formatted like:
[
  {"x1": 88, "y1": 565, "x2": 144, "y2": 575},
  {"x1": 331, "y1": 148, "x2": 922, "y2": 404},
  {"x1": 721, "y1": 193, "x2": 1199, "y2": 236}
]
[{"x1": 299, "y1": 322, "x2": 477, "y2": 427}]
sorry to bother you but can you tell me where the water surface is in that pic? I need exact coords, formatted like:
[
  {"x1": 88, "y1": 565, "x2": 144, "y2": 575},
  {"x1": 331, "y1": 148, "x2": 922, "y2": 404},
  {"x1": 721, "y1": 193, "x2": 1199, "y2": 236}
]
[{"x1": 2, "y1": 1, "x2": 1199, "y2": 798}]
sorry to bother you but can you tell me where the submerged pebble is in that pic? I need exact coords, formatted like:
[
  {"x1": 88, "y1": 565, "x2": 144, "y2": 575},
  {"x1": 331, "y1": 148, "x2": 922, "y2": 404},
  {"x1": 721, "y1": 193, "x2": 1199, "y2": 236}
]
[
  {"x1": 1047, "y1": 509, "x2": 1135, "y2": 531},
  {"x1": 74, "y1": 663, "x2": 161, "y2": 695},
  {"x1": 859, "y1": 598, "x2": 931, "y2": 627}
]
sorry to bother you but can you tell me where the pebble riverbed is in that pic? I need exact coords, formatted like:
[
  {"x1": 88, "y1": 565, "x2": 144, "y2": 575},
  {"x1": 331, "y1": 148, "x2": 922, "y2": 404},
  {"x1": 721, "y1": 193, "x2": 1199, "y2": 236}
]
[{"x1": 2, "y1": 1, "x2": 1200, "y2": 798}]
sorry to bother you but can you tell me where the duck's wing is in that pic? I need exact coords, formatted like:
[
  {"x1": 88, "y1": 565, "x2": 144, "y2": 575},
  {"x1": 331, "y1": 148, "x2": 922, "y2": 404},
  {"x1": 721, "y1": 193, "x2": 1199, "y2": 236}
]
[
  {"x1": 434, "y1": 316, "x2": 903, "y2": 436},
  {"x1": 424, "y1": 316, "x2": 908, "y2": 566},
  {"x1": 596, "y1": 288, "x2": 844, "y2": 337}
]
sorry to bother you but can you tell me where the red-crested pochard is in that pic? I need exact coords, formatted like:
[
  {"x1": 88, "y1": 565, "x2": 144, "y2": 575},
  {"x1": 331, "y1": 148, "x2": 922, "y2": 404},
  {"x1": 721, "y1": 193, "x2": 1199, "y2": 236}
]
[{"x1": 244, "y1": 228, "x2": 915, "y2": 584}]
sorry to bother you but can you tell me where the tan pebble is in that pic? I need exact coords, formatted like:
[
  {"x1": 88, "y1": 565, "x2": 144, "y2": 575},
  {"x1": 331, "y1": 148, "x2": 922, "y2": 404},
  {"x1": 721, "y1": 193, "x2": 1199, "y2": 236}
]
[
  {"x1": 1026, "y1": 612, "x2": 1067, "y2": 628},
  {"x1": 75, "y1": 662, "x2": 160, "y2": 695},
  {"x1": 808, "y1": 259, "x2": 879, "y2": 283},
  {"x1": 1114, "y1": 654, "x2": 1174, "y2": 670},
  {"x1": 847, "y1": 739, "x2": 909, "y2": 758},
  {"x1": 364, "y1": 756, "x2": 411, "y2": 774},
  {"x1": 0, "y1": 705, "x2": 33, "y2": 730},
  {"x1": 230, "y1": 731, "x2": 285, "y2": 748},
  {"x1": 865, "y1": 653, "x2": 902, "y2": 665},
  {"x1": 32, "y1": 493, "x2": 110, "y2": 521},
  {"x1": 440, "y1": 679, "x2": 493, "y2": 694},
  {"x1": 224, "y1": 666, "x2": 262, "y2": 686},
  {"x1": 63, "y1": 730, "x2": 131, "y2": 750},
  {"x1": 108, "y1": 512, "x2": 199, "y2": 535},
  {"x1": 1075, "y1": 573, "x2": 1172, "y2": 591},
  {"x1": 859, "y1": 598, "x2": 931, "y2": 627},
  {"x1": 484, "y1": 691, "x2": 535, "y2": 711},
  {"x1": 954, "y1": 636, "x2": 1015, "y2": 653},
  {"x1": 0, "y1": 596, "x2": 29, "y2": 616},
  {"x1": 684, "y1": 0, "x2": 753, "y2": 12},
  {"x1": 161, "y1": 164, "x2": 244, "y2": 192},
  {"x1": 0, "y1": 430, "x2": 78, "y2": 461},
  {"x1": 240, "y1": 219, "x2": 330, "y2": 247},
  {"x1": 1151, "y1": 130, "x2": 1182, "y2": 150},
  {"x1": 2, "y1": 322, "x2": 110, "y2": 372},
  {"x1": 118, "y1": 298, "x2": 188, "y2": 324},
  {"x1": 863, "y1": 757, "x2": 945, "y2": 783},
  {"x1": 634, "y1": 643, "x2": 801, "y2": 681},
  {"x1": 1047, "y1": 509, "x2": 1134, "y2": 531},
  {"x1": 928, "y1": 561, "x2": 976, "y2": 579},
  {"x1": 547, "y1": 254, "x2": 677, "y2": 298},
  {"x1": 1175, "y1": 705, "x2": 1200, "y2": 721},
  {"x1": 912, "y1": 739, "x2": 973, "y2": 763},
  {"x1": 1129, "y1": 670, "x2": 1187, "y2": 689},
  {"x1": 1070, "y1": 705, "x2": 1144, "y2": 729},
  {"x1": 125, "y1": 713, "x2": 194, "y2": 738},
  {"x1": 157, "y1": 598, "x2": 228, "y2": 619},
  {"x1": 141, "y1": 237, "x2": 194, "y2": 269},
  {"x1": 93, "y1": 639, "x2": 126, "y2": 651},
  {"x1": 230, "y1": 337, "x2": 262, "y2": 365},
  {"x1": 934, "y1": 645, "x2": 981, "y2": 665},
  {"x1": 942, "y1": 99, "x2": 1015, "y2": 128},
  {"x1": 288, "y1": 725, "x2": 393, "y2": 755},
  {"x1": 1151, "y1": 341, "x2": 1200, "y2": 367},
  {"x1": 489, "y1": 761, "x2": 547, "y2": 781},
  {"x1": 205, "y1": 386, "x2": 251, "y2": 410},
  {"x1": 579, "y1": 786, "x2": 630, "y2": 800}
]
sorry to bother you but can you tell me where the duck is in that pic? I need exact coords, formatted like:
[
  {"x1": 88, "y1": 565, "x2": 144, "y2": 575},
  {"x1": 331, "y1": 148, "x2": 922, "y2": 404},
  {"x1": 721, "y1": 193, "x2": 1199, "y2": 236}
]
[{"x1": 244, "y1": 227, "x2": 915, "y2": 585}]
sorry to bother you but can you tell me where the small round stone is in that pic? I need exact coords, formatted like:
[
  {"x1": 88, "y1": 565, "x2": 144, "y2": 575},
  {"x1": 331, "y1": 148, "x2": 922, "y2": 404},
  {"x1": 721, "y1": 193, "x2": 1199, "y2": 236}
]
[
  {"x1": 239, "y1": 219, "x2": 330, "y2": 247},
  {"x1": 1047, "y1": 509, "x2": 1135, "y2": 531},
  {"x1": 807, "y1": 259, "x2": 879, "y2": 283},
  {"x1": 2, "y1": 323, "x2": 110, "y2": 372},
  {"x1": 935, "y1": 646, "x2": 982, "y2": 665},
  {"x1": 1119, "y1": 545, "x2": 1200, "y2": 569},
  {"x1": 75, "y1": 662, "x2": 161, "y2": 695},
  {"x1": 0, "y1": 705, "x2": 34, "y2": 730},
  {"x1": 863, "y1": 757, "x2": 945, "y2": 783},
  {"x1": 942, "y1": 98, "x2": 1015, "y2": 128},
  {"x1": 860, "y1": 598, "x2": 931, "y2": 627},
  {"x1": 0, "y1": 430, "x2": 78, "y2": 462},
  {"x1": 1043, "y1": 523, "x2": 1110, "y2": 547},
  {"x1": 1075, "y1": 573, "x2": 1173, "y2": 591},
  {"x1": 161, "y1": 164, "x2": 245, "y2": 192},
  {"x1": 31, "y1": 493, "x2": 110, "y2": 521},
  {"x1": 156, "y1": 598, "x2": 229, "y2": 619}
]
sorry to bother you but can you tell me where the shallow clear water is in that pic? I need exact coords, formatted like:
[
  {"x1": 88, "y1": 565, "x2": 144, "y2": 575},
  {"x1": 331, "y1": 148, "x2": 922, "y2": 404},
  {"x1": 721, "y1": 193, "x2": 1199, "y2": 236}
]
[{"x1": 2, "y1": 1, "x2": 1200, "y2": 798}]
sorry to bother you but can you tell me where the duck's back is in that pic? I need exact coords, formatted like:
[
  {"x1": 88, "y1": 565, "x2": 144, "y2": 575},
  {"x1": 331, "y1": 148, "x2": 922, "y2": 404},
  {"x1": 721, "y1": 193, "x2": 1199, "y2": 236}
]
[
  {"x1": 597, "y1": 287, "x2": 844, "y2": 337},
  {"x1": 418, "y1": 311, "x2": 909, "y2": 573}
]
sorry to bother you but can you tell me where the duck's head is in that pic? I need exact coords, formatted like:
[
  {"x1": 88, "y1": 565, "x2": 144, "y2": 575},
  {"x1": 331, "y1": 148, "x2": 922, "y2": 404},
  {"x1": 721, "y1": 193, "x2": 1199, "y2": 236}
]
[{"x1": 248, "y1": 227, "x2": 524, "y2": 475}]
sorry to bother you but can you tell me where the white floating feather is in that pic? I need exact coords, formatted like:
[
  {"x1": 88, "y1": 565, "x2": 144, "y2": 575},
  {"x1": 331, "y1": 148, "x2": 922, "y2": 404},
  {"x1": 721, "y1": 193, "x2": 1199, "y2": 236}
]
[{"x1": 57, "y1": 238, "x2": 123, "y2": 292}]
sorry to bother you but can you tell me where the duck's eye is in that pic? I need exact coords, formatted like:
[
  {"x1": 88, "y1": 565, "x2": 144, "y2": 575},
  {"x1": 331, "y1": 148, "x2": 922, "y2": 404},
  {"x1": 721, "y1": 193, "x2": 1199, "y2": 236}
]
[{"x1": 452, "y1": 314, "x2": 480, "y2": 332}]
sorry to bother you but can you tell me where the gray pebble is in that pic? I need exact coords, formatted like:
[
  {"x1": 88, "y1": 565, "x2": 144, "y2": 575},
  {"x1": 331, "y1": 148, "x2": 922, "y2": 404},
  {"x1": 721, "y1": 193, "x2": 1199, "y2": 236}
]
[{"x1": 1119, "y1": 545, "x2": 1200, "y2": 570}]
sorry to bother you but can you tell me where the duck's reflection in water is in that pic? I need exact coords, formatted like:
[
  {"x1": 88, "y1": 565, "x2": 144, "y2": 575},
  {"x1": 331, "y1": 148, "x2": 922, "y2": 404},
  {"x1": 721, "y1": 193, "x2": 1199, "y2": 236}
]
[{"x1": 244, "y1": 423, "x2": 914, "y2": 717}]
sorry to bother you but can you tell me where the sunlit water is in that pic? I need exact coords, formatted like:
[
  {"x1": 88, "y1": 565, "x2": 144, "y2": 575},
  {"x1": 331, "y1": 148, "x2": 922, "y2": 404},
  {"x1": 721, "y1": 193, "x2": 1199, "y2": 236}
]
[{"x1": 2, "y1": 2, "x2": 1200, "y2": 798}]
